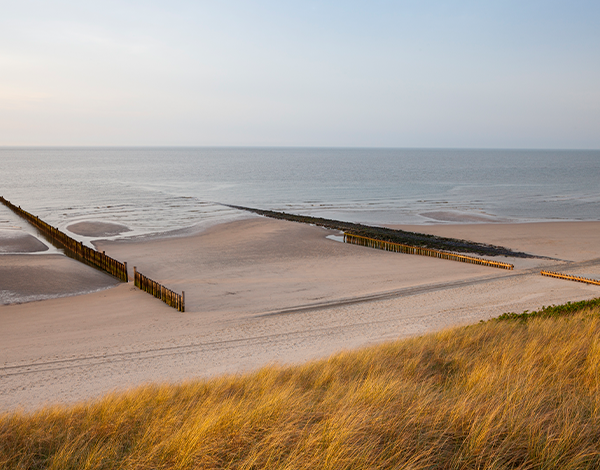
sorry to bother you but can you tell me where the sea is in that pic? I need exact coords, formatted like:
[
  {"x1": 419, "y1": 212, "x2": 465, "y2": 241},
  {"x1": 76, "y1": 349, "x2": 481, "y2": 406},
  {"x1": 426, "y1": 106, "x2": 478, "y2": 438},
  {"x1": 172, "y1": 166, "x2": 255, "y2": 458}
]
[{"x1": 1, "y1": 147, "x2": 599, "y2": 245}]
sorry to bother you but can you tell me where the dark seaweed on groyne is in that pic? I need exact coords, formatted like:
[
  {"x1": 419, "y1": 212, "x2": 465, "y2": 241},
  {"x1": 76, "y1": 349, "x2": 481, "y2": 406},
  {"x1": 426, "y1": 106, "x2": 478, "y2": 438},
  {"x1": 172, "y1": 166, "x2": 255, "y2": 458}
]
[{"x1": 227, "y1": 205, "x2": 535, "y2": 258}]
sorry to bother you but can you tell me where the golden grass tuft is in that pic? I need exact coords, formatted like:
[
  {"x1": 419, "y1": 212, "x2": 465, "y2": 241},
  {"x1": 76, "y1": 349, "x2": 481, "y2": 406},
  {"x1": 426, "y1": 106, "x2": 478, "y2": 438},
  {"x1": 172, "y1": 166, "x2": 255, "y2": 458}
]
[{"x1": 2, "y1": 301, "x2": 600, "y2": 469}]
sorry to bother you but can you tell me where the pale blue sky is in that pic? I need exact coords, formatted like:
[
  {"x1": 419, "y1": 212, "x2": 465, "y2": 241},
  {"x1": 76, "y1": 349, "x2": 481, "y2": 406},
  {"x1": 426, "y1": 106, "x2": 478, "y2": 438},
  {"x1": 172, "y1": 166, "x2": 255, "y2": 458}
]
[{"x1": 1, "y1": 1, "x2": 599, "y2": 148}]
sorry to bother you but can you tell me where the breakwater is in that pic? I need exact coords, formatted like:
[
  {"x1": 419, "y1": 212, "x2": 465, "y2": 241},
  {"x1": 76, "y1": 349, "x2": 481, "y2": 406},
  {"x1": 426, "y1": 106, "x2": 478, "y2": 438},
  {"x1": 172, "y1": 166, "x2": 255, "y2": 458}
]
[
  {"x1": 541, "y1": 270, "x2": 600, "y2": 286},
  {"x1": 344, "y1": 233, "x2": 514, "y2": 270},
  {"x1": 226, "y1": 205, "x2": 536, "y2": 258},
  {"x1": 134, "y1": 267, "x2": 185, "y2": 312},
  {"x1": 0, "y1": 196, "x2": 128, "y2": 282}
]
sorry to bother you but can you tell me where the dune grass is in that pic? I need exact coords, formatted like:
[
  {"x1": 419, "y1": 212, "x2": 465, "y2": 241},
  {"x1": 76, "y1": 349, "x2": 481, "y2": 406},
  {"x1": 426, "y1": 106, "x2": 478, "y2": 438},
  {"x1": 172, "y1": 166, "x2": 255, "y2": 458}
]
[{"x1": 2, "y1": 299, "x2": 600, "y2": 469}]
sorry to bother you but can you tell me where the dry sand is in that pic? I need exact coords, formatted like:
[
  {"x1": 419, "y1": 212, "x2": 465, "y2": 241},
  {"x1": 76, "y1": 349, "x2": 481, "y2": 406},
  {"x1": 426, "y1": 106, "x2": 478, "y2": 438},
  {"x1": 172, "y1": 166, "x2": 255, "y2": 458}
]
[
  {"x1": 1, "y1": 218, "x2": 600, "y2": 411},
  {"x1": 394, "y1": 221, "x2": 600, "y2": 262}
]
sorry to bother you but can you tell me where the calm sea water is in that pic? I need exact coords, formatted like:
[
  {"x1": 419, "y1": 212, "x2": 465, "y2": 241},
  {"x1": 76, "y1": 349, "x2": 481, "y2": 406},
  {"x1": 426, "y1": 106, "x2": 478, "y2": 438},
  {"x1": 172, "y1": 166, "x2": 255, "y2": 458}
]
[{"x1": 1, "y1": 147, "x2": 599, "y2": 243}]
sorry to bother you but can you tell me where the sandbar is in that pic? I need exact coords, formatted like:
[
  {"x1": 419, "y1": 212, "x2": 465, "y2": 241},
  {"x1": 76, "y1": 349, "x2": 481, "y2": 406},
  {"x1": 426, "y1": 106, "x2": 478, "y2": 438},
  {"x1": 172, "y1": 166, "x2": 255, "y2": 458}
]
[
  {"x1": 1, "y1": 218, "x2": 599, "y2": 410},
  {"x1": 67, "y1": 221, "x2": 131, "y2": 237}
]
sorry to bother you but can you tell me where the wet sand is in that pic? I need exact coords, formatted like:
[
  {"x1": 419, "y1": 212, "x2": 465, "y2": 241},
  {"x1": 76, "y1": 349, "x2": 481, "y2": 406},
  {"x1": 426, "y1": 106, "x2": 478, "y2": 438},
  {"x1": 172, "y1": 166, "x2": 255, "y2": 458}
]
[
  {"x1": 1, "y1": 218, "x2": 599, "y2": 410},
  {"x1": 67, "y1": 221, "x2": 131, "y2": 237},
  {"x1": 0, "y1": 254, "x2": 119, "y2": 305},
  {"x1": 0, "y1": 229, "x2": 48, "y2": 254}
]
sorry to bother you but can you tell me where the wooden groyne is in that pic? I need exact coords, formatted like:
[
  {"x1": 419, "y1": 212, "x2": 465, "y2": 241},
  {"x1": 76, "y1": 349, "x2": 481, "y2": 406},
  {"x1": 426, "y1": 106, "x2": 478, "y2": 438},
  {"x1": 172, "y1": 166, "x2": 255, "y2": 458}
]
[
  {"x1": 134, "y1": 267, "x2": 185, "y2": 312},
  {"x1": 541, "y1": 270, "x2": 600, "y2": 286},
  {"x1": 227, "y1": 204, "x2": 536, "y2": 258},
  {"x1": 0, "y1": 196, "x2": 128, "y2": 282},
  {"x1": 344, "y1": 233, "x2": 514, "y2": 270}
]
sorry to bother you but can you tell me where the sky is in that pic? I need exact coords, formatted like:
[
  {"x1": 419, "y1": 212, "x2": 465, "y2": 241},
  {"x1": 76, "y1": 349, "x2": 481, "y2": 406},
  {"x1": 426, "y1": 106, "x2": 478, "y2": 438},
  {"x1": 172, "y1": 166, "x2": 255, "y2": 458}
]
[{"x1": 1, "y1": 1, "x2": 599, "y2": 148}]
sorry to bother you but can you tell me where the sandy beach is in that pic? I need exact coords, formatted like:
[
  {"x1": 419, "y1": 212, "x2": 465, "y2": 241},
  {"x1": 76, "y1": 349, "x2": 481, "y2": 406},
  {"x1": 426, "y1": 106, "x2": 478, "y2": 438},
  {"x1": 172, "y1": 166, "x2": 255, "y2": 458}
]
[{"x1": 1, "y1": 217, "x2": 600, "y2": 410}]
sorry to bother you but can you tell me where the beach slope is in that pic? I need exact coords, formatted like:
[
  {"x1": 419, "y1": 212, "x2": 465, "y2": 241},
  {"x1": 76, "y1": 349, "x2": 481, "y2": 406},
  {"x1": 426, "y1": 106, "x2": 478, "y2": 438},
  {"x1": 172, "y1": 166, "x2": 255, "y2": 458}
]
[{"x1": 1, "y1": 218, "x2": 599, "y2": 410}]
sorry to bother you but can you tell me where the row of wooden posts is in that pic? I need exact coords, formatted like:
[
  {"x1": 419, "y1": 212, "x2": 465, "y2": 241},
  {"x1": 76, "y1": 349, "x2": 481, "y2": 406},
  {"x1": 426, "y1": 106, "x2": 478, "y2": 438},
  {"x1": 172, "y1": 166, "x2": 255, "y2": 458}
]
[
  {"x1": 1, "y1": 196, "x2": 185, "y2": 311},
  {"x1": 541, "y1": 270, "x2": 600, "y2": 286},
  {"x1": 7, "y1": 196, "x2": 597, "y2": 314},
  {"x1": 134, "y1": 267, "x2": 185, "y2": 312},
  {"x1": 344, "y1": 233, "x2": 515, "y2": 270},
  {"x1": 1, "y1": 196, "x2": 128, "y2": 282}
]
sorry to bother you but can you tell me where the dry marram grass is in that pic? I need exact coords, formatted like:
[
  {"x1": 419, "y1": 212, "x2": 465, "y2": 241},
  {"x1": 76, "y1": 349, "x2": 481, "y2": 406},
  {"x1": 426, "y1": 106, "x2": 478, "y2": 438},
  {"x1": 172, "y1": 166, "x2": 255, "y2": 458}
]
[{"x1": 1, "y1": 302, "x2": 600, "y2": 469}]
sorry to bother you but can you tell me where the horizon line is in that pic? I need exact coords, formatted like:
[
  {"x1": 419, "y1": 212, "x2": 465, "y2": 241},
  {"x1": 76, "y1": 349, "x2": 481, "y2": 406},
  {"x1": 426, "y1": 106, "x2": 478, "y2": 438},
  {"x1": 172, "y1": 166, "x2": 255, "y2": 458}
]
[{"x1": 1, "y1": 145, "x2": 599, "y2": 151}]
